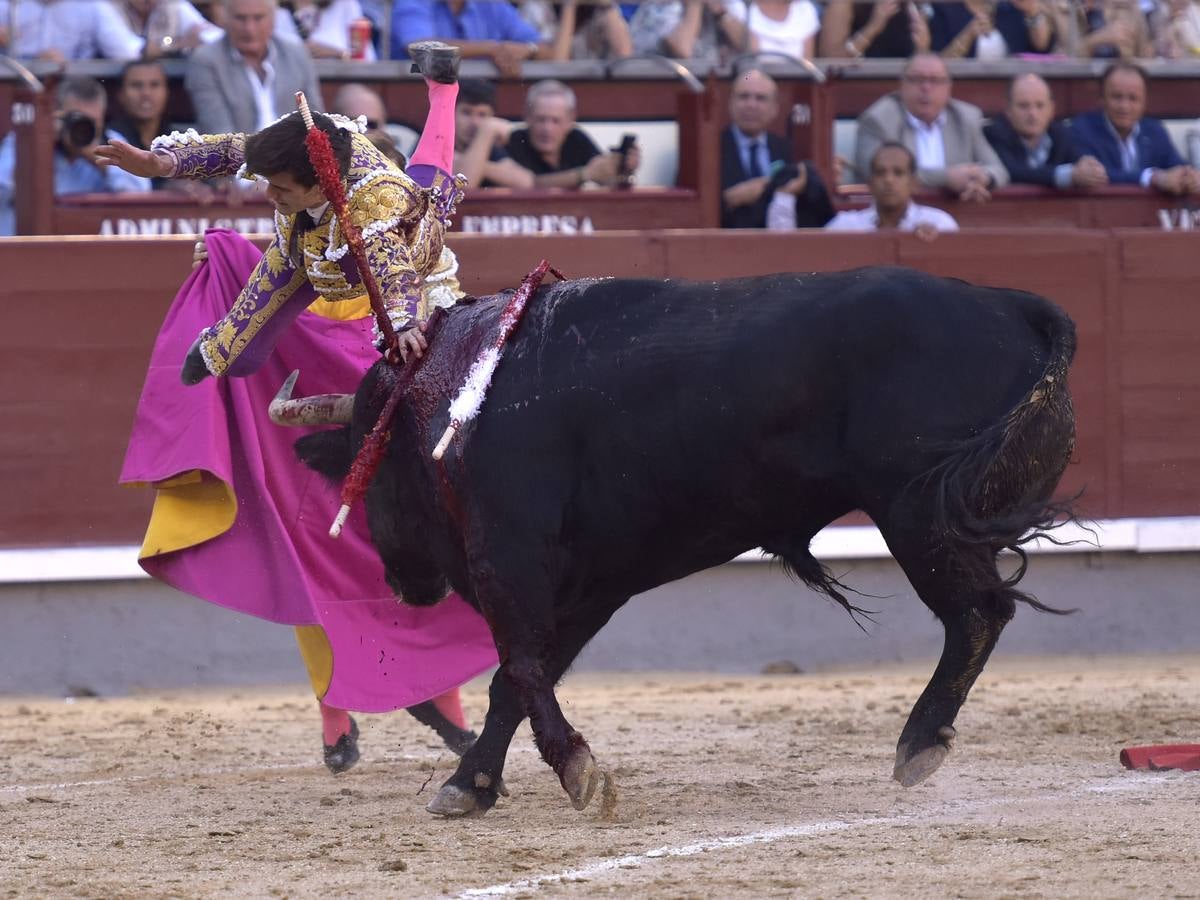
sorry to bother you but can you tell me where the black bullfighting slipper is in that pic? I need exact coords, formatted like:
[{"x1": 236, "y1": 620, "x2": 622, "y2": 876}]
[
  {"x1": 323, "y1": 716, "x2": 360, "y2": 774},
  {"x1": 407, "y1": 40, "x2": 460, "y2": 84},
  {"x1": 404, "y1": 700, "x2": 478, "y2": 756}
]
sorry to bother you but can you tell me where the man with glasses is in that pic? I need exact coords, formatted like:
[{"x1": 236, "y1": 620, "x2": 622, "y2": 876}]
[{"x1": 854, "y1": 52, "x2": 1007, "y2": 202}]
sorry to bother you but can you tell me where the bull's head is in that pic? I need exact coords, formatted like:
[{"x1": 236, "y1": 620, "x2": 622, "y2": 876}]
[{"x1": 275, "y1": 369, "x2": 454, "y2": 608}]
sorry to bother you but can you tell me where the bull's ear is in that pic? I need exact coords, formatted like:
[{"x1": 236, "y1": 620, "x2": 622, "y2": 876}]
[{"x1": 294, "y1": 427, "x2": 353, "y2": 483}]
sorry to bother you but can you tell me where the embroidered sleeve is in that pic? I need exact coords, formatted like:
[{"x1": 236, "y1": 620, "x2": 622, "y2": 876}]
[{"x1": 150, "y1": 130, "x2": 247, "y2": 180}]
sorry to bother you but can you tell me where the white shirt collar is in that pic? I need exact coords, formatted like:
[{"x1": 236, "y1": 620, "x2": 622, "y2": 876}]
[{"x1": 904, "y1": 109, "x2": 947, "y2": 133}]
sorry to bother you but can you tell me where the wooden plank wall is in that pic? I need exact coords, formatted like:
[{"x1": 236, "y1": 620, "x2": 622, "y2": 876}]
[{"x1": 0, "y1": 229, "x2": 1195, "y2": 547}]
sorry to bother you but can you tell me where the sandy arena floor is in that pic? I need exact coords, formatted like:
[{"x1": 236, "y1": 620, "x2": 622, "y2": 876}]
[{"x1": 1, "y1": 654, "x2": 1198, "y2": 899}]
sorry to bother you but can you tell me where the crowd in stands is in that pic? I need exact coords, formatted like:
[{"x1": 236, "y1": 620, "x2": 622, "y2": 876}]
[{"x1": 0, "y1": 0, "x2": 1198, "y2": 235}]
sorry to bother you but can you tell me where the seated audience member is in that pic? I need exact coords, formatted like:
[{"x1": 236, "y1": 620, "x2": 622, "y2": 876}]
[
  {"x1": 108, "y1": 59, "x2": 213, "y2": 198},
  {"x1": 722, "y1": 69, "x2": 833, "y2": 229},
  {"x1": 742, "y1": 0, "x2": 820, "y2": 59},
  {"x1": 390, "y1": 0, "x2": 548, "y2": 76},
  {"x1": 0, "y1": 77, "x2": 152, "y2": 236},
  {"x1": 123, "y1": 0, "x2": 223, "y2": 57},
  {"x1": 0, "y1": 0, "x2": 143, "y2": 61},
  {"x1": 506, "y1": 79, "x2": 641, "y2": 189},
  {"x1": 1160, "y1": 0, "x2": 1200, "y2": 58},
  {"x1": 1056, "y1": 0, "x2": 1154, "y2": 57},
  {"x1": 824, "y1": 142, "x2": 958, "y2": 239},
  {"x1": 984, "y1": 73, "x2": 1108, "y2": 190},
  {"x1": 937, "y1": 0, "x2": 1057, "y2": 60},
  {"x1": 185, "y1": 0, "x2": 323, "y2": 135},
  {"x1": 275, "y1": 0, "x2": 377, "y2": 59},
  {"x1": 453, "y1": 79, "x2": 534, "y2": 189},
  {"x1": 932, "y1": 0, "x2": 1056, "y2": 58},
  {"x1": 820, "y1": 0, "x2": 930, "y2": 58},
  {"x1": 519, "y1": 0, "x2": 633, "y2": 59},
  {"x1": 630, "y1": 0, "x2": 757, "y2": 63},
  {"x1": 332, "y1": 82, "x2": 416, "y2": 161},
  {"x1": 854, "y1": 52, "x2": 1008, "y2": 202},
  {"x1": 1069, "y1": 62, "x2": 1199, "y2": 195}
]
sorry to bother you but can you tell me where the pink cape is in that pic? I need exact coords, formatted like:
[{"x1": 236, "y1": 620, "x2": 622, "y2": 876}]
[{"x1": 119, "y1": 229, "x2": 498, "y2": 712}]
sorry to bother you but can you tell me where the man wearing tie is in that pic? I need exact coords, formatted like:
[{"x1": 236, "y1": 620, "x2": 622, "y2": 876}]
[
  {"x1": 719, "y1": 68, "x2": 832, "y2": 229},
  {"x1": 1068, "y1": 62, "x2": 1199, "y2": 197}
]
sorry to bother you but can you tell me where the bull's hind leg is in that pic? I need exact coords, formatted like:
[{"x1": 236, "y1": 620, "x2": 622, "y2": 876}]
[{"x1": 880, "y1": 527, "x2": 1015, "y2": 787}]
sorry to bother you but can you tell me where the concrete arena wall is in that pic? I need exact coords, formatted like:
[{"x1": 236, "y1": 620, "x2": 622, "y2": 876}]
[{"x1": 2, "y1": 551, "x2": 1197, "y2": 697}]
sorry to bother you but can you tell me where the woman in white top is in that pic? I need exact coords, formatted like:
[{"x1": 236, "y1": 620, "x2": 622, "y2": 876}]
[
  {"x1": 275, "y1": 0, "x2": 378, "y2": 59},
  {"x1": 734, "y1": 0, "x2": 821, "y2": 59}
]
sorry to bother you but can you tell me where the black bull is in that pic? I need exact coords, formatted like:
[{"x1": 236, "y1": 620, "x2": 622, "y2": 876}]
[{"x1": 294, "y1": 266, "x2": 1077, "y2": 817}]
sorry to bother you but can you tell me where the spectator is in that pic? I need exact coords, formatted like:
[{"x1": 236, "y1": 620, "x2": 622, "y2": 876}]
[
  {"x1": 984, "y1": 73, "x2": 1108, "y2": 191},
  {"x1": 630, "y1": 0, "x2": 757, "y2": 63},
  {"x1": 390, "y1": 0, "x2": 548, "y2": 76},
  {"x1": 820, "y1": 0, "x2": 930, "y2": 58},
  {"x1": 453, "y1": 79, "x2": 534, "y2": 189},
  {"x1": 824, "y1": 142, "x2": 958, "y2": 240},
  {"x1": 854, "y1": 52, "x2": 1008, "y2": 202},
  {"x1": 123, "y1": 0, "x2": 223, "y2": 58},
  {"x1": 332, "y1": 82, "x2": 418, "y2": 162},
  {"x1": 519, "y1": 0, "x2": 633, "y2": 60},
  {"x1": 0, "y1": 76, "x2": 152, "y2": 235},
  {"x1": 722, "y1": 68, "x2": 832, "y2": 229},
  {"x1": 185, "y1": 0, "x2": 323, "y2": 134},
  {"x1": 0, "y1": 0, "x2": 144, "y2": 61},
  {"x1": 1160, "y1": 0, "x2": 1200, "y2": 58},
  {"x1": 1056, "y1": 0, "x2": 1154, "y2": 57},
  {"x1": 275, "y1": 0, "x2": 377, "y2": 59},
  {"x1": 1069, "y1": 62, "x2": 1199, "y2": 195},
  {"x1": 932, "y1": 0, "x2": 1056, "y2": 58},
  {"x1": 506, "y1": 79, "x2": 640, "y2": 188},
  {"x1": 743, "y1": 0, "x2": 820, "y2": 59}
]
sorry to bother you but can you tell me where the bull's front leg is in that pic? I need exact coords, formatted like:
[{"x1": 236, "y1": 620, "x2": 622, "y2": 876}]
[{"x1": 427, "y1": 600, "x2": 617, "y2": 817}]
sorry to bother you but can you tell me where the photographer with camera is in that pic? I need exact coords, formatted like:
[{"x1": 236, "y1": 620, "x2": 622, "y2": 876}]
[{"x1": 0, "y1": 76, "x2": 152, "y2": 235}]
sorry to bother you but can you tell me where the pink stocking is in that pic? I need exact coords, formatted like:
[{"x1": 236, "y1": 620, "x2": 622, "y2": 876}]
[
  {"x1": 430, "y1": 687, "x2": 467, "y2": 730},
  {"x1": 407, "y1": 80, "x2": 458, "y2": 185},
  {"x1": 319, "y1": 700, "x2": 352, "y2": 746}
]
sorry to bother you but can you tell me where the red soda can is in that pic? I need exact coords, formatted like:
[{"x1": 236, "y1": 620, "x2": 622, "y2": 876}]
[{"x1": 349, "y1": 17, "x2": 372, "y2": 60}]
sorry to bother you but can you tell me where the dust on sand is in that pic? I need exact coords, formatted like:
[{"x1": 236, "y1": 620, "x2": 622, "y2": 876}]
[{"x1": 1, "y1": 655, "x2": 1198, "y2": 898}]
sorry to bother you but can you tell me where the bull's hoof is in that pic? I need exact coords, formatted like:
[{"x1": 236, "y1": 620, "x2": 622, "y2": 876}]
[
  {"x1": 426, "y1": 774, "x2": 506, "y2": 817},
  {"x1": 561, "y1": 746, "x2": 600, "y2": 811},
  {"x1": 427, "y1": 784, "x2": 484, "y2": 817},
  {"x1": 893, "y1": 725, "x2": 956, "y2": 787}
]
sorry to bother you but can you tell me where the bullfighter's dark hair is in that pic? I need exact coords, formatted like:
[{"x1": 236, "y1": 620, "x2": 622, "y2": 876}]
[
  {"x1": 871, "y1": 141, "x2": 916, "y2": 175},
  {"x1": 243, "y1": 111, "x2": 354, "y2": 188},
  {"x1": 1100, "y1": 61, "x2": 1148, "y2": 90},
  {"x1": 118, "y1": 58, "x2": 167, "y2": 87},
  {"x1": 458, "y1": 78, "x2": 497, "y2": 109}
]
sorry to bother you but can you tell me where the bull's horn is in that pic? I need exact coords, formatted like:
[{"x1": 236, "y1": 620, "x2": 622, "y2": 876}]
[{"x1": 269, "y1": 370, "x2": 354, "y2": 426}]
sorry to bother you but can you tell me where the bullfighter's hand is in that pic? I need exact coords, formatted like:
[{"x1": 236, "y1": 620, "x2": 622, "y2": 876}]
[
  {"x1": 192, "y1": 235, "x2": 208, "y2": 270},
  {"x1": 94, "y1": 140, "x2": 174, "y2": 179},
  {"x1": 390, "y1": 323, "x2": 429, "y2": 365}
]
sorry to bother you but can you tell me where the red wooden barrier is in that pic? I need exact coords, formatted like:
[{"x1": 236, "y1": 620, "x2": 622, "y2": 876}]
[{"x1": 2, "y1": 229, "x2": 1198, "y2": 547}]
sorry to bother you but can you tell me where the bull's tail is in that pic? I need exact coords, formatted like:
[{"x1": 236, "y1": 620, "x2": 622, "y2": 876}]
[{"x1": 924, "y1": 297, "x2": 1079, "y2": 613}]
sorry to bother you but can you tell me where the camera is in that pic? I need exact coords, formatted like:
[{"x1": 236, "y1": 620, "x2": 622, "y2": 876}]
[{"x1": 59, "y1": 110, "x2": 98, "y2": 150}]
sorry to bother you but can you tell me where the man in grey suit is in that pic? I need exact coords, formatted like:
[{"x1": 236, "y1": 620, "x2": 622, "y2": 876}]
[
  {"x1": 854, "y1": 52, "x2": 1007, "y2": 203},
  {"x1": 185, "y1": 0, "x2": 323, "y2": 136}
]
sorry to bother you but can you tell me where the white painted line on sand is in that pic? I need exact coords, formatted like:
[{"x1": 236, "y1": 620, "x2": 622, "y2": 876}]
[{"x1": 453, "y1": 772, "x2": 1174, "y2": 899}]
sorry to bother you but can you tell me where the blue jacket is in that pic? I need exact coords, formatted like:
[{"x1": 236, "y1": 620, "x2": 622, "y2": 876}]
[{"x1": 1068, "y1": 109, "x2": 1185, "y2": 185}]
